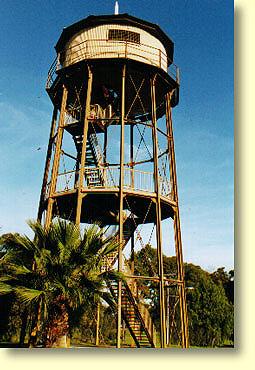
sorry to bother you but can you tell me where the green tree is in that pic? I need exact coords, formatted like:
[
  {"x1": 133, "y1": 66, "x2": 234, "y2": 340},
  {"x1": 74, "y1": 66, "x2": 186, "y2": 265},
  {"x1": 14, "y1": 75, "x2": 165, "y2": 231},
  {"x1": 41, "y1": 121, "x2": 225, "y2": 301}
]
[
  {"x1": 0, "y1": 219, "x2": 120, "y2": 347},
  {"x1": 0, "y1": 233, "x2": 28, "y2": 345},
  {"x1": 133, "y1": 245, "x2": 234, "y2": 347},
  {"x1": 185, "y1": 263, "x2": 234, "y2": 347},
  {"x1": 211, "y1": 267, "x2": 234, "y2": 304},
  {"x1": 133, "y1": 245, "x2": 178, "y2": 331}
]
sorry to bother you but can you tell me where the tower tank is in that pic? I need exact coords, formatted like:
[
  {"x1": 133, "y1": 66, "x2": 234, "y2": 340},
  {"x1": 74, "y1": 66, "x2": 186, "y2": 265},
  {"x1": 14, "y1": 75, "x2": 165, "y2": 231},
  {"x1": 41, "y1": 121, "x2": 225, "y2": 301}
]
[{"x1": 38, "y1": 12, "x2": 188, "y2": 348}]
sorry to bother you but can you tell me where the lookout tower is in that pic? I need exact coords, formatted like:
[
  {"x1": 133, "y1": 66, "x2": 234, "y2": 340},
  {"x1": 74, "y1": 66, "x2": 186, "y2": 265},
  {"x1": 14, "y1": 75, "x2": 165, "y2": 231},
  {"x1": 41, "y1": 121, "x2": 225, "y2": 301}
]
[{"x1": 38, "y1": 12, "x2": 188, "y2": 348}]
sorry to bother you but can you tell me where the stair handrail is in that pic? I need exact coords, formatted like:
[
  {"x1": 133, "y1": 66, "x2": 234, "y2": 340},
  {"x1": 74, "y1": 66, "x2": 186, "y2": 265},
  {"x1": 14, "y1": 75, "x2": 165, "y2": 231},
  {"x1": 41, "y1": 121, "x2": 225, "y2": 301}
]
[
  {"x1": 123, "y1": 261, "x2": 156, "y2": 344},
  {"x1": 86, "y1": 133, "x2": 105, "y2": 186},
  {"x1": 102, "y1": 216, "x2": 157, "y2": 346},
  {"x1": 89, "y1": 133, "x2": 103, "y2": 165},
  {"x1": 123, "y1": 280, "x2": 156, "y2": 347},
  {"x1": 101, "y1": 213, "x2": 135, "y2": 272},
  {"x1": 137, "y1": 301, "x2": 157, "y2": 344}
]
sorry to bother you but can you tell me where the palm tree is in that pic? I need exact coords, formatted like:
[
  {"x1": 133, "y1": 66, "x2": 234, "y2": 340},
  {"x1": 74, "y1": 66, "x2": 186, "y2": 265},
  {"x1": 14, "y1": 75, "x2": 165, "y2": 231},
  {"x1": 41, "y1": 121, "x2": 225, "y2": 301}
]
[{"x1": 0, "y1": 219, "x2": 120, "y2": 347}]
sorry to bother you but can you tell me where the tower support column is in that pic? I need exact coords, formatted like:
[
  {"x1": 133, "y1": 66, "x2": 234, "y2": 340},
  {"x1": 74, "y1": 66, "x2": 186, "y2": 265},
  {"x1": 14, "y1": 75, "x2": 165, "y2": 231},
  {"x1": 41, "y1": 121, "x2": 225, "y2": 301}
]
[
  {"x1": 38, "y1": 105, "x2": 58, "y2": 222},
  {"x1": 117, "y1": 64, "x2": 126, "y2": 348},
  {"x1": 166, "y1": 92, "x2": 189, "y2": 348},
  {"x1": 130, "y1": 121, "x2": 135, "y2": 276},
  {"x1": 75, "y1": 66, "x2": 93, "y2": 224},
  {"x1": 45, "y1": 85, "x2": 68, "y2": 229},
  {"x1": 151, "y1": 75, "x2": 166, "y2": 348}
]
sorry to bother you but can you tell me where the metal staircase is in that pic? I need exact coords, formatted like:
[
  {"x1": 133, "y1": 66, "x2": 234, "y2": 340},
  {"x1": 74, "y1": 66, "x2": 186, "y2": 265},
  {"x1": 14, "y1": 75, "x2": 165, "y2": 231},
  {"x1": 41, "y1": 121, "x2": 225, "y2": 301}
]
[
  {"x1": 109, "y1": 279, "x2": 156, "y2": 348},
  {"x1": 102, "y1": 215, "x2": 157, "y2": 348},
  {"x1": 64, "y1": 104, "x2": 117, "y2": 188},
  {"x1": 101, "y1": 216, "x2": 137, "y2": 271},
  {"x1": 73, "y1": 130, "x2": 104, "y2": 187}
]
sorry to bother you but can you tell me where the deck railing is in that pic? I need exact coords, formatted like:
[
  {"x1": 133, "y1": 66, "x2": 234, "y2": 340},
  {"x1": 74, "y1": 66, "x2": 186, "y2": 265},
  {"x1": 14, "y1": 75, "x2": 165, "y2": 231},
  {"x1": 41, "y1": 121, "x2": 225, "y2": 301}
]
[
  {"x1": 48, "y1": 166, "x2": 172, "y2": 199},
  {"x1": 46, "y1": 56, "x2": 58, "y2": 90},
  {"x1": 46, "y1": 39, "x2": 179, "y2": 90}
]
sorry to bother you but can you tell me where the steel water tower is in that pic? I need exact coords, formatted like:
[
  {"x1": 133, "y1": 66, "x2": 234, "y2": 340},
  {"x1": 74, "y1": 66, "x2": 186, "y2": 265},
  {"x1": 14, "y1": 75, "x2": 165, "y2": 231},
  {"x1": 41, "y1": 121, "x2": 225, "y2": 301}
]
[{"x1": 38, "y1": 9, "x2": 189, "y2": 348}]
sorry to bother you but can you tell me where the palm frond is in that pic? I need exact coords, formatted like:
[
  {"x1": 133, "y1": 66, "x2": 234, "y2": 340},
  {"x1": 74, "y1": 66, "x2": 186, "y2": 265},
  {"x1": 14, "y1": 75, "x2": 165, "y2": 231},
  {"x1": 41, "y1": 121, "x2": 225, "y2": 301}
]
[
  {"x1": 98, "y1": 238, "x2": 119, "y2": 256},
  {"x1": 27, "y1": 220, "x2": 47, "y2": 250},
  {"x1": 100, "y1": 269, "x2": 125, "y2": 281},
  {"x1": 50, "y1": 219, "x2": 81, "y2": 255},
  {"x1": 0, "y1": 281, "x2": 13, "y2": 295},
  {"x1": 79, "y1": 224, "x2": 119, "y2": 260},
  {"x1": 9, "y1": 233, "x2": 40, "y2": 256},
  {"x1": 2, "y1": 263, "x2": 32, "y2": 276},
  {"x1": 14, "y1": 287, "x2": 44, "y2": 305},
  {"x1": 0, "y1": 275, "x2": 15, "y2": 282}
]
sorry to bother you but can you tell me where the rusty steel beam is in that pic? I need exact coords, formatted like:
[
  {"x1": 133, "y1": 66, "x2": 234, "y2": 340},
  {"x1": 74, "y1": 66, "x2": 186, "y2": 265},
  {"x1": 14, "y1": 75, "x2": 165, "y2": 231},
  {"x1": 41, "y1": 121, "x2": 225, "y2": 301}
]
[
  {"x1": 130, "y1": 123, "x2": 135, "y2": 189},
  {"x1": 75, "y1": 65, "x2": 93, "y2": 225},
  {"x1": 38, "y1": 106, "x2": 58, "y2": 222},
  {"x1": 117, "y1": 63, "x2": 126, "y2": 348},
  {"x1": 130, "y1": 119, "x2": 135, "y2": 277},
  {"x1": 151, "y1": 74, "x2": 166, "y2": 348},
  {"x1": 124, "y1": 274, "x2": 183, "y2": 284},
  {"x1": 45, "y1": 85, "x2": 68, "y2": 229},
  {"x1": 166, "y1": 91, "x2": 189, "y2": 348}
]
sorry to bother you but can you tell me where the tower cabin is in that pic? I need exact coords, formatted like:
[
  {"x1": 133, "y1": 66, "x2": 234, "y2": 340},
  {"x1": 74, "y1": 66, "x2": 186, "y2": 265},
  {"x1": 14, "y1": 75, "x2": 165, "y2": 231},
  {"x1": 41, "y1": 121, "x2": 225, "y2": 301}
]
[
  {"x1": 47, "y1": 14, "x2": 179, "y2": 116},
  {"x1": 57, "y1": 14, "x2": 172, "y2": 72}
]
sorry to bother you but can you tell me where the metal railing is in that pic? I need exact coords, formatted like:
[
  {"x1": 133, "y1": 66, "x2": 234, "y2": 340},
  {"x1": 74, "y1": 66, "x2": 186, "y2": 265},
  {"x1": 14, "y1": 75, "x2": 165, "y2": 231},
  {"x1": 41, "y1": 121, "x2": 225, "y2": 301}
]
[
  {"x1": 55, "y1": 170, "x2": 76, "y2": 193},
  {"x1": 46, "y1": 56, "x2": 58, "y2": 90},
  {"x1": 46, "y1": 38, "x2": 179, "y2": 90},
  {"x1": 62, "y1": 39, "x2": 168, "y2": 69},
  {"x1": 86, "y1": 166, "x2": 155, "y2": 192},
  {"x1": 47, "y1": 166, "x2": 172, "y2": 199}
]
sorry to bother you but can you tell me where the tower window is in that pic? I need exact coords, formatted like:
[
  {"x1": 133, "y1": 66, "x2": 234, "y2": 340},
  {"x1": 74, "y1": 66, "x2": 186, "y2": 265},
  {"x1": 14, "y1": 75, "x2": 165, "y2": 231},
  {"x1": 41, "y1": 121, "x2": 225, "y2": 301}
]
[{"x1": 108, "y1": 29, "x2": 140, "y2": 44}]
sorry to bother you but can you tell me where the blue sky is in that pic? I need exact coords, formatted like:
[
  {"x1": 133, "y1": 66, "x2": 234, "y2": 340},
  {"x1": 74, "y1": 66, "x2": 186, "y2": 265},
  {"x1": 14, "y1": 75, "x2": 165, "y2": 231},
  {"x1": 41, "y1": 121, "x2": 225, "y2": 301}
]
[{"x1": 0, "y1": 0, "x2": 233, "y2": 272}]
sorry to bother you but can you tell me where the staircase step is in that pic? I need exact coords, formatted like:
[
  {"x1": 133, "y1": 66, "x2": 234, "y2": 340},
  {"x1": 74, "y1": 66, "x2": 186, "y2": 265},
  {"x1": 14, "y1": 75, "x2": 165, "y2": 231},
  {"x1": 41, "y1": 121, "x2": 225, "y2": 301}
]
[
  {"x1": 108, "y1": 280, "x2": 156, "y2": 348},
  {"x1": 103, "y1": 217, "x2": 155, "y2": 349}
]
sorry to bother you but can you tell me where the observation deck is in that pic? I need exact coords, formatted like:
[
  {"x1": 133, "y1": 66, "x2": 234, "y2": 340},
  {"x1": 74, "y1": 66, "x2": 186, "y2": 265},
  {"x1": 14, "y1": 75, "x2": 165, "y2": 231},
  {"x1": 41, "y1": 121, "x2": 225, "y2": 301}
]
[{"x1": 45, "y1": 159, "x2": 176, "y2": 225}]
